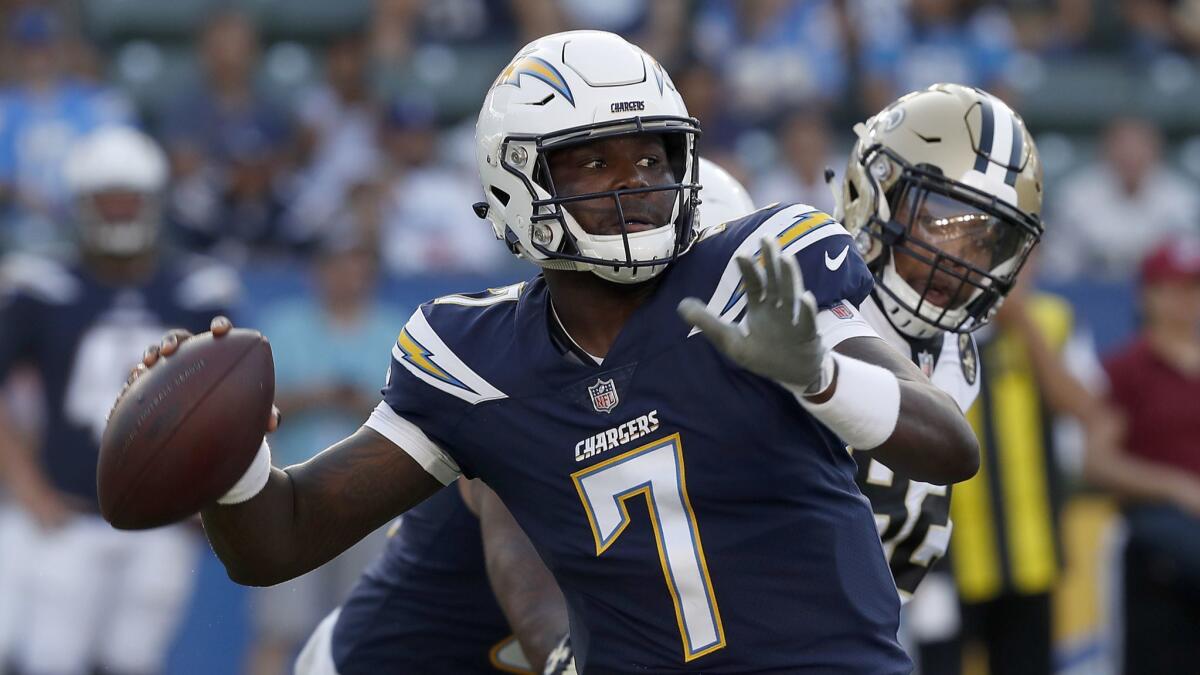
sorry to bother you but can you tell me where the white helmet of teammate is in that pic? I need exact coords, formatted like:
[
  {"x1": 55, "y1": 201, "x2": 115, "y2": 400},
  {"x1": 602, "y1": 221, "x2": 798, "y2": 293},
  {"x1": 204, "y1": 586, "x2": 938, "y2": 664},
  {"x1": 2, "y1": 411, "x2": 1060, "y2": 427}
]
[
  {"x1": 475, "y1": 31, "x2": 700, "y2": 284},
  {"x1": 837, "y1": 83, "x2": 1044, "y2": 338},
  {"x1": 698, "y1": 157, "x2": 755, "y2": 230},
  {"x1": 64, "y1": 126, "x2": 168, "y2": 257}
]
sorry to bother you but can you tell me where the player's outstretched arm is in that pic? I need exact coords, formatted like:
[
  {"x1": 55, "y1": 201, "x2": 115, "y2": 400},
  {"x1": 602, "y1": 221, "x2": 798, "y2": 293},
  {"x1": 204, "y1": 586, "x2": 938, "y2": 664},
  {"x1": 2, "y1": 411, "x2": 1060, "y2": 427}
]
[
  {"x1": 202, "y1": 426, "x2": 442, "y2": 586},
  {"x1": 828, "y1": 337, "x2": 978, "y2": 483},
  {"x1": 461, "y1": 479, "x2": 570, "y2": 671},
  {"x1": 679, "y1": 238, "x2": 978, "y2": 485},
  {"x1": 134, "y1": 318, "x2": 443, "y2": 587}
]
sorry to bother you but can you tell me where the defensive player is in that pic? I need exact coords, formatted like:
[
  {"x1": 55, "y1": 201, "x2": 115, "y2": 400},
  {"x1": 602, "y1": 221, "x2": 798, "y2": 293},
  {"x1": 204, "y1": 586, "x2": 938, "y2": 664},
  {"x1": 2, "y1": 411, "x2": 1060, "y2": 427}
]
[
  {"x1": 0, "y1": 127, "x2": 238, "y2": 675},
  {"x1": 130, "y1": 31, "x2": 979, "y2": 672},
  {"x1": 292, "y1": 158, "x2": 756, "y2": 675},
  {"x1": 835, "y1": 83, "x2": 1044, "y2": 599}
]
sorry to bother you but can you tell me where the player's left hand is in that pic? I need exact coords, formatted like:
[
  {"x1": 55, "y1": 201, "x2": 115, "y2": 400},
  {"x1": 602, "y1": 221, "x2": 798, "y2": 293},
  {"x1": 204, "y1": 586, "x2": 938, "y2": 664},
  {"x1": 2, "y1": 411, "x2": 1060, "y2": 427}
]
[{"x1": 678, "y1": 236, "x2": 832, "y2": 393}]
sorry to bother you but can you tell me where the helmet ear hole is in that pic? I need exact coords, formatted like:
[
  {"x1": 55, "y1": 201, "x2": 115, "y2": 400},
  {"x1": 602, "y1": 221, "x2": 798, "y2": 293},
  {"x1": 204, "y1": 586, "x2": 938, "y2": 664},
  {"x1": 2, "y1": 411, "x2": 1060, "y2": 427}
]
[{"x1": 490, "y1": 186, "x2": 511, "y2": 206}]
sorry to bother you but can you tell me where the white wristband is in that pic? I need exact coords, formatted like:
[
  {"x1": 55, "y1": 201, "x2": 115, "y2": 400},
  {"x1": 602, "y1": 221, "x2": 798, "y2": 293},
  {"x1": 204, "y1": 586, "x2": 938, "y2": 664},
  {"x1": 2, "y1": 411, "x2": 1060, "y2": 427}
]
[
  {"x1": 217, "y1": 439, "x2": 272, "y2": 505},
  {"x1": 789, "y1": 352, "x2": 900, "y2": 450}
]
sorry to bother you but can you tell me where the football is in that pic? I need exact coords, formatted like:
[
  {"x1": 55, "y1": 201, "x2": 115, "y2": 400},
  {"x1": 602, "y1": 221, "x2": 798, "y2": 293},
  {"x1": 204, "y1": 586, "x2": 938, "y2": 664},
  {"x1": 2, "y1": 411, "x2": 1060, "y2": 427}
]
[{"x1": 98, "y1": 328, "x2": 275, "y2": 530}]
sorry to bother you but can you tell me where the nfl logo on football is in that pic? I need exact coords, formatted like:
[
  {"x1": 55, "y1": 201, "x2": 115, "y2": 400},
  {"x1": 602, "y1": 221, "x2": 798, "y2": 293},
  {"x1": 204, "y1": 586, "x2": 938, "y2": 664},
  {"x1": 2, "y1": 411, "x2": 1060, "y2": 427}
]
[{"x1": 588, "y1": 378, "x2": 620, "y2": 414}]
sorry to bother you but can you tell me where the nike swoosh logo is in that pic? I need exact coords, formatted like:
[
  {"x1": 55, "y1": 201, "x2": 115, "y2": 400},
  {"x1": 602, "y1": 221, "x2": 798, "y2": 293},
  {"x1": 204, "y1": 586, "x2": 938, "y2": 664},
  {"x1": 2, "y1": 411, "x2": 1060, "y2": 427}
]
[{"x1": 825, "y1": 245, "x2": 849, "y2": 271}]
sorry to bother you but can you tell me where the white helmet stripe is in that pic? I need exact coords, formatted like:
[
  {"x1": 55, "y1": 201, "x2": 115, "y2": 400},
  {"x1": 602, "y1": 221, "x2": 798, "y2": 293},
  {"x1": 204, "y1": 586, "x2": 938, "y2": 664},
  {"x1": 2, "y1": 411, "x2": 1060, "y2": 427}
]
[
  {"x1": 1004, "y1": 113, "x2": 1024, "y2": 186},
  {"x1": 982, "y1": 97, "x2": 1014, "y2": 189}
]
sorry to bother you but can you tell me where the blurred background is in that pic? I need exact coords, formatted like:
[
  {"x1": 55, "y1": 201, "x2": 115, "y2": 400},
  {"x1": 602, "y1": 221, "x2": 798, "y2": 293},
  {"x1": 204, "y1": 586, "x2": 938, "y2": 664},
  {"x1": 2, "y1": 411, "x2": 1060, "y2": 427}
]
[{"x1": 1, "y1": 0, "x2": 1199, "y2": 673}]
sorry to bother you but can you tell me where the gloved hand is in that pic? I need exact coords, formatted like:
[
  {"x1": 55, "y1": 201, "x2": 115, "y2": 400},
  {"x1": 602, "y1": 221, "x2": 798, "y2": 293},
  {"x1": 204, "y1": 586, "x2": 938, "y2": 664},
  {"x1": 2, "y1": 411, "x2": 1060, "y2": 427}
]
[{"x1": 678, "y1": 236, "x2": 834, "y2": 394}]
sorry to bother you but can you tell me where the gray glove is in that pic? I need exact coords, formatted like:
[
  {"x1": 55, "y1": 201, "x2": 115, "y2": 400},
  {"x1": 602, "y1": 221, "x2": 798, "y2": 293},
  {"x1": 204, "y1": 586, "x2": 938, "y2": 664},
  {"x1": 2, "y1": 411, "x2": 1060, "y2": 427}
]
[{"x1": 678, "y1": 237, "x2": 833, "y2": 394}]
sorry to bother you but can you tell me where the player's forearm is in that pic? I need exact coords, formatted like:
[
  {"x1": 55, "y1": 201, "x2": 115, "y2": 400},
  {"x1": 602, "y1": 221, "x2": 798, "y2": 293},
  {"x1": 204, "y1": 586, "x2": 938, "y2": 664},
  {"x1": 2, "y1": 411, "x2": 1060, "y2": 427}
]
[
  {"x1": 871, "y1": 379, "x2": 980, "y2": 484},
  {"x1": 828, "y1": 338, "x2": 979, "y2": 484},
  {"x1": 0, "y1": 408, "x2": 50, "y2": 497},
  {"x1": 479, "y1": 485, "x2": 570, "y2": 670},
  {"x1": 202, "y1": 428, "x2": 440, "y2": 586}
]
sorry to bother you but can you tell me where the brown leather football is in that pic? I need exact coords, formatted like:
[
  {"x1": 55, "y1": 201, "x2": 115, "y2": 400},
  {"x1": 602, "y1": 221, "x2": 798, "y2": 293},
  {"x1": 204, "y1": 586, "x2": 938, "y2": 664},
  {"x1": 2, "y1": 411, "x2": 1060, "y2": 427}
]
[{"x1": 98, "y1": 328, "x2": 275, "y2": 530}]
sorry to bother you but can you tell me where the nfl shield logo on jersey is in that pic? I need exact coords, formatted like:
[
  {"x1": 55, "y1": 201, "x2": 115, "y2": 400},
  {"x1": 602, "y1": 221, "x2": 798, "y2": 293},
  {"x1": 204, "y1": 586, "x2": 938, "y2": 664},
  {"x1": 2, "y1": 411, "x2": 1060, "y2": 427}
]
[{"x1": 588, "y1": 378, "x2": 620, "y2": 414}]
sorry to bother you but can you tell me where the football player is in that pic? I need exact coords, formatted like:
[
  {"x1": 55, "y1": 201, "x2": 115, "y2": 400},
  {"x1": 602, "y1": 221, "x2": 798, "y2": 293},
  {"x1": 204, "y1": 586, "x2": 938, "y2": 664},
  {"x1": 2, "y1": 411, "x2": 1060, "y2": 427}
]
[
  {"x1": 0, "y1": 127, "x2": 238, "y2": 675},
  {"x1": 130, "y1": 31, "x2": 979, "y2": 672},
  {"x1": 292, "y1": 158, "x2": 756, "y2": 675},
  {"x1": 469, "y1": 84, "x2": 1047, "y2": 672},
  {"x1": 835, "y1": 83, "x2": 1044, "y2": 600}
]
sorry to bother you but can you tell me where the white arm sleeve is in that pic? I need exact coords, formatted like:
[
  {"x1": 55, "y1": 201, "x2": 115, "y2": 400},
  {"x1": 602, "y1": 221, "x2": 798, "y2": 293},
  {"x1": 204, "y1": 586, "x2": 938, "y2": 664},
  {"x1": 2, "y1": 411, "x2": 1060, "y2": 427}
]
[{"x1": 364, "y1": 402, "x2": 462, "y2": 485}]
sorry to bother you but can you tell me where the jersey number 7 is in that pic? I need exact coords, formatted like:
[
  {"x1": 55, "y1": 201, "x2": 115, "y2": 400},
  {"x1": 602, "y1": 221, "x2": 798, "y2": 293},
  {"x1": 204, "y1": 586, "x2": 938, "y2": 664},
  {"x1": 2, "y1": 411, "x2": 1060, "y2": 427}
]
[{"x1": 571, "y1": 434, "x2": 726, "y2": 661}]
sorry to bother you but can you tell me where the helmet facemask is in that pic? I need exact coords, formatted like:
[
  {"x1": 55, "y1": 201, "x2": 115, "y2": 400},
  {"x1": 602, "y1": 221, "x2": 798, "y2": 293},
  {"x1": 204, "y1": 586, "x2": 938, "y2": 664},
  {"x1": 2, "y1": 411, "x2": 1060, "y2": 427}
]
[
  {"x1": 77, "y1": 189, "x2": 162, "y2": 258},
  {"x1": 861, "y1": 145, "x2": 1042, "y2": 335},
  {"x1": 498, "y1": 116, "x2": 701, "y2": 284}
]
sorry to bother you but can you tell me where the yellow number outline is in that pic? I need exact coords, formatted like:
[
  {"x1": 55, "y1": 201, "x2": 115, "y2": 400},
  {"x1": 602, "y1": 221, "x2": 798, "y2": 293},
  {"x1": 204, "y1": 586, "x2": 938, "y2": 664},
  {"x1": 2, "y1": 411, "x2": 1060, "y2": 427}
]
[{"x1": 571, "y1": 433, "x2": 726, "y2": 661}]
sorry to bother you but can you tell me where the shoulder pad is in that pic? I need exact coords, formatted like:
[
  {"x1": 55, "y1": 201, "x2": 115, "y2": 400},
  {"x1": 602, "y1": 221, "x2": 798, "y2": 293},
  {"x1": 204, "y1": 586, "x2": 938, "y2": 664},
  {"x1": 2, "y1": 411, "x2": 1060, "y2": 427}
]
[
  {"x1": 389, "y1": 286, "x2": 523, "y2": 405},
  {"x1": 0, "y1": 253, "x2": 81, "y2": 305},
  {"x1": 174, "y1": 256, "x2": 241, "y2": 311},
  {"x1": 432, "y1": 282, "x2": 525, "y2": 308},
  {"x1": 932, "y1": 332, "x2": 979, "y2": 413},
  {"x1": 688, "y1": 203, "x2": 868, "y2": 333}
]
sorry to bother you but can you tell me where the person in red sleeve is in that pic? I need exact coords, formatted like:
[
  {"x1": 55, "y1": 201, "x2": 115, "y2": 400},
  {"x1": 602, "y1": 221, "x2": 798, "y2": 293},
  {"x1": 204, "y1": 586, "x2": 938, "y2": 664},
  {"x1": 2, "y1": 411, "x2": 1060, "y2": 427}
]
[{"x1": 1088, "y1": 236, "x2": 1200, "y2": 675}]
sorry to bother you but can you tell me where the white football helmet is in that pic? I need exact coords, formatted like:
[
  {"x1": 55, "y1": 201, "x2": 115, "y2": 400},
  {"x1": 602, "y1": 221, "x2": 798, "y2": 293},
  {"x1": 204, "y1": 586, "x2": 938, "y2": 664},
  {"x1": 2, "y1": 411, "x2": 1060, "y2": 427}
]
[
  {"x1": 837, "y1": 83, "x2": 1044, "y2": 338},
  {"x1": 698, "y1": 157, "x2": 755, "y2": 230},
  {"x1": 475, "y1": 31, "x2": 700, "y2": 284},
  {"x1": 63, "y1": 126, "x2": 168, "y2": 257}
]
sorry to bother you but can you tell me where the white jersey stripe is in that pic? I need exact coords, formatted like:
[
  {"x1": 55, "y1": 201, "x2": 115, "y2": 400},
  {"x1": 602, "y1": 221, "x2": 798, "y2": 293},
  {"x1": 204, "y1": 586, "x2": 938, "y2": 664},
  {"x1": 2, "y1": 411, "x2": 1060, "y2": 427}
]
[
  {"x1": 393, "y1": 308, "x2": 507, "y2": 405},
  {"x1": 688, "y1": 205, "x2": 850, "y2": 338}
]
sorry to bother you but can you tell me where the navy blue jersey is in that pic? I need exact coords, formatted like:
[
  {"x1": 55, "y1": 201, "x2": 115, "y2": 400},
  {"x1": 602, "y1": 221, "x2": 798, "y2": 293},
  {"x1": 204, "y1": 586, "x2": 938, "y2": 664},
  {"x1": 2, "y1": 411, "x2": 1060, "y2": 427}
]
[
  {"x1": 331, "y1": 485, "x2": 532, "y2": 674},
  {"x1": 0, "y1": 252, "x2": 237, "y2": 507},
  {"x1": 367, "y1": 203, "x2": 911, "y2": 673}
]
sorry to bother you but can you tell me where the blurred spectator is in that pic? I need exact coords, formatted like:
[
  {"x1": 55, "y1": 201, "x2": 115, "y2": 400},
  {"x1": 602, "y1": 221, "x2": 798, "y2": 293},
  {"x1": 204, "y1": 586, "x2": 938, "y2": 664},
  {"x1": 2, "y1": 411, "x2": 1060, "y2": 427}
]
[
  {"x1": 0, "y1": 5, "x2": 133, "y2": 251},
  {"x1": 370, "y1": 0, "x2": 559, "y2": 66},
  {"x1": 856, "y1": 0, "x2": 1018, "y2": 114},
  {"x1": 1121, "y1": 0, "x2": 1200, "y2": 59},
  {"x1": 691, "y1": 0, "x2": 852, "y2": 120},
  {"x1": 914, "y1": 264, "x2": 1114, "y2": 675},
  {"x1": 286, "y1": 30, "x2": 383, "y2": 247},
  {"x1": 378, "y1": 99, "x2": 508, "y2": 275},
  {"x1": 1005, "y1": 0, "x2": 1092, "y2": 55},
  {"x1": 556, "y1": 0, "x2": 687, "y2": 63},
  {"x1": 246, "y1": 233, "x2": 403, "y2": 675},
  {"x1": 1043, "y1": 117, "x2": 1200, "y2": 281},
  {"x1": 1090, "y1": 238, "x2": 1200, "y2": 675},
  {"x1": 675, "y1": 61, "x2": 746, "y2": 154},
  {"x1": 753, "y1": 108, "x2": 838, "y2": 214},
  {"x1": 0, "y1": 126, "x2": 235, "y2": 675},
  {"x1": 161, "y1": 9, "x2": 299, "y2": 261}
]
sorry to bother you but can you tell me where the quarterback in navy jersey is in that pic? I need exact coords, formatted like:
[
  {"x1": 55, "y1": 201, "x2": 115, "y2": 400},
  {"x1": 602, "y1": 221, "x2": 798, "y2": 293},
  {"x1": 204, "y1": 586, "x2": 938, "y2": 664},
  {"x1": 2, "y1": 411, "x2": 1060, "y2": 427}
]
[
  {"x1": 294, "y1": 159, "x2": 753, "y2": 675},
  {"x1": 128, "y1": 31, "x2": 980, "y2": 674},
  {"x1": 0, "y1": 127, "x2": 237, "y2": 674}
]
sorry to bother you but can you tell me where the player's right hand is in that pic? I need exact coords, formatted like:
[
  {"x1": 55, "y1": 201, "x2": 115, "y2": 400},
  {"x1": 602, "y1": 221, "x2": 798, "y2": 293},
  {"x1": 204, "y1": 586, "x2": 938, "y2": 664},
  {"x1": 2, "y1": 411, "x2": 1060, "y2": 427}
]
[{"x1": 119, "y1": 316, "x2": 281, "y2": 432}]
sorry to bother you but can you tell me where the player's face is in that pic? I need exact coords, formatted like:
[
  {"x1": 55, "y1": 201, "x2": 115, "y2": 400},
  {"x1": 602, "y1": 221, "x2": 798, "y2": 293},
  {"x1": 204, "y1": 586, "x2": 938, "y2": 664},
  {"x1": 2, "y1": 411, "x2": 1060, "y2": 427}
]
[
  {"x1": 90, "y1": 190, "x2": 144, "y2": 223},
  {"x1": 546, "y1": 134, "x2": 677, "y2": 236},
  {"x1": 891, "y1": 190, "x2": 1012, "y2": 309}
]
